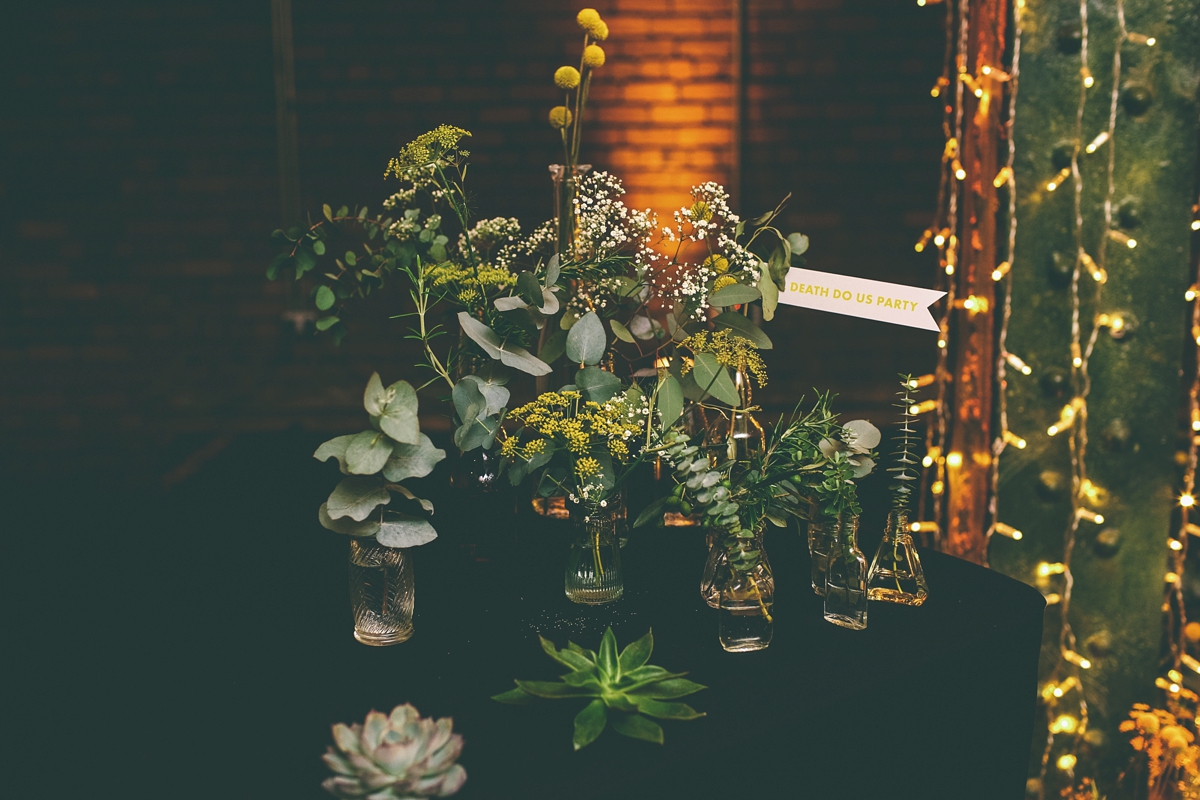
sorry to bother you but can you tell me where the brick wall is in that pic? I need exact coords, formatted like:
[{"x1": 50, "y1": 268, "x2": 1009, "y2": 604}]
[{"x1": 4, "y1": 0, "x2": 945, "y2": 483}]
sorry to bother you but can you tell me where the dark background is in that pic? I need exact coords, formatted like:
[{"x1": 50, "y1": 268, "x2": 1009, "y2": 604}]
[{"x1": 4, "y1": 0, "x2": 946, "y2": 485}]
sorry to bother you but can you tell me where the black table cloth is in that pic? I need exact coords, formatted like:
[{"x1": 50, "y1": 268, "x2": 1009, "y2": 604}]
[{"x1": 10, "y1": 432, "x2": 1045, "y2": 799}]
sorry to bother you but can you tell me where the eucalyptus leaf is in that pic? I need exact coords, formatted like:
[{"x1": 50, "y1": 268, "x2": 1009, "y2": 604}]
[
  {"x1": 452, "y1": 379, "x2": 487, "y2": 424},
  {"x1": 709, "y1": 283, "x2": 761, "y2": 307},
  {"x1": 544, "y1": 253, "x2": 560, "y2": 288},
  {"x1": 656, "y1": 374, "x2": 684, "y2": 432},
  {"x1": 315, "y1": 285, "x2": 335, "y2": 311},
  {"x1": 375, "y1": 512, "x2": 438, "y2": 547},
  {"x1": 712, "y1": 311, "x2": 773, "y2": 349},
  {"x1": 494, "y1": 295, "x2": 528, "y2": 312},
  {"x1": 538, "y1": 288, "x2": 559, "y2": 315},
  {"x1": 457, "y1": 312, "x2": 503, "y2": 359},
  {"x1": 326, "y1": 476, "x2": 391, "y2": 522},
  {"x1": 516, "y1": 272, "x2": 542, "y2": 306},
  {"x1": 377, "y1": 381, "x2": 419, "y2": 444},
  {"x1": 692, "y1": 353, "x2": 741, "y2": 407},
  {"x1": 576, "y1": 366, "x2": 623, "y2": 403},
  {"x1": 459, "y1": 375, "x2": 510, "y2": 417},
  {"x1": 363, "y1": 372, "x2": 389, "y2": 416},
  {"x1": 787, "y1": 232, "x2": 810, "y2": 257},
  {"x1": 633, "y1": 495, "x2": 670, "y2": 528},
  {"x1": 313, "y1": 434, "x2": 357, "y2": 474},
  {"x1": 565, "y1": 311, "x2": 606, "y2": 365},
  {"x1": 318, "y1": 503, "x2": 380, "y2": 536},
  {"x1": 629, "y1": 315, "x2": 655, "y2": 340},
  {"x1": 496, "y1": 343, "x2": 552, "y2": 376},
  {"x1": 382, "y1": 434, "x2": 447, "y2": 482},
  {"x1": 760, "y1": 267, "x2": 779, "y2": 320},
  {"x1": 345, "y1": 430, "x2": 394, "y2": 474},
  {"x1": 610, "y1": 319, "x2": 635, "y2": 344}
]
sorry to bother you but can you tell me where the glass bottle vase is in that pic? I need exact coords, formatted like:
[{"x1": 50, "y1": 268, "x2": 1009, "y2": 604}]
[
  {"x1": 700, "y1": 528, "x2": 726, "y2": 608},
  {"x1": 349, "y1": 538, "x2": 414, "y2": 646},
  {"x1": 716, "y1": 532, "x2": 775, "y2": 652},
  {"x1": 807, "y1": 516, "x2": 843, "y2": 596},
  {"x1": 867, "y1": 509, "x2": 929, "y2": 605},
  {"x1": 564, "y1": 504, "x2": 624, "y2": 605},
  {"x1": 823, "y1": 515, "x2": 868, "y2": 630}
]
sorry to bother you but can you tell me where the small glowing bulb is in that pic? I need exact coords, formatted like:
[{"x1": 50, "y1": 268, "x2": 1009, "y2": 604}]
[
  {"x1": 1037, "y1": 562, "x2": 1066, "y2": 577},
  {"x1": 1147, "y1": 37, "x2": 1156, "y2": 45},
  {"x1": 910, "y1": 521, "x2": 940, "y2": 534},
  {"x1": 995, "y1": 522, "x2": 1023, "y2": 540},
  {"x1": 992, "y1": 261, "x2": 1011, "y2": 281},
  {"x1": 931, "y1": 480, "x2": 945, "y2": 495},
  {"x1": 1076, "y1": 508, "x2": 1104, "y2": 524},
  {"x1": 1084, "y1": 131, "x2": 1109, "y2": 153},
  {"x1": 1046, "y1": 167, "x2": 1071, "y2": 192},
  {"x1": 1051, "y1": 715, "x2": 1079, "y2": 734},
  {"x1": 1181, "y1": 493, "x2": 1196, "y2": 508},
  {"x1": 946, "y1": 452, "x2": 964, "y2": 468},
  {"x1": 944, "y1": 263, "x2": 955, "y2": 276},
  {"x1": 1170, "y1": 539, "x2": 1184, "y2": 551},
  {"x1": 937, "y1": 338, "x2": 947, "y2": 349},
  {"x1": 973, "y1": 87, "x2": 983, "y2": 98},
  {"x1": 1081, "y1": 66, "x2": 1094, "y2": 88},
  {"x1": 1191, "y1": 408, "x2": 1200, "y2": 431},
  {"x1": 1064, "y1": 650, "x2": 1092, "y2": 669},
  {"x1": 1057, "y1": 754, "x2": 1077, "y2": 771},
  {"x1": 993, "y1": 166, "x2": 1013, "y2": 187},
  {"x1": 922, "y1": 455, "x2": 934, "y2": 468},
  {"x1": 1167, "y1": 572, "x2": 1180, "y2": 583},
  {"x1": 1186, "y1": 285, "x2": 1198, "y2": 301},
  {"x1": 1127, "y1": 32, "x2": 1155, "y2": 45},
  {"x1": 911, "y1": 400, "x2": 938, "y2": 415},
  {"x1": 1003, "y1": 431, "x2": 1028, "y2": 449},
  {"x1": 1169, "y1": 669, "x2": 1183, "y2": 683},
  {"x1": 1109, "y1": 229, "x2": 1137, "y2": 248},
  {"x1": 933, "y1": 232, "x2": 947, "y2": 247},
  {"x1": 1005, "y1": 352, "x2": 1032, "y2": 375},
  {"x1": 911, "y1": 373, "x2": 937, "y2": 388},
  {"x1": 1110, "y1": 316, "x2": 1125, "y2": 333},
  {"x1": 1192, "y1": 220, "x2": 1200, "y2": 231}
]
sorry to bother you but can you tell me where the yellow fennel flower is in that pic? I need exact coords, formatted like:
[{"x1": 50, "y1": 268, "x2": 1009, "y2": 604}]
[
  {"x1": 712, "y1": 275, "x2": 737, "y2": 291},
  {"x1": 548, "y1": 105, "x2": 573, "y2": 129},
  {"x1": 554, "y1": 66, "x2": 581, "y2": 89},
  {"x1": 500, "y1": 437, "x2": 519, "y2": 457},
  {"x1": 583, "y1": 44, "x2": 606, "y2": 68},
  {"x1": 575, "y1": 457, "x2": 601, "y2": 478},
  {"x1": 577, "y1": 8, "x2": 601, "y2": 31},
  {"x1": 524, "y1": 439, "x2": 547, "y2": 455},
  {"x1": 703, "y1": 254, "x2": 730, "y2": 273},
  {"x1": 592, "y1": 20, "x2": 609, "y2": 40}
]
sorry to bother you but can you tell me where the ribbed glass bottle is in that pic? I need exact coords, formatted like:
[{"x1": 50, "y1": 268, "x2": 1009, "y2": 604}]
[
  {"x1": 716, "y1": 529, "x2": 774, "y2": 652},
  {"x1": 349, "y1": 539, "x2": 414, "y2": 646},
  {"x1": 807, "y1": 516, "x2": 843, "y2": 596},
  {"x1": 564, "y1": 505, "x2": 624, "y2": 605},
  {"x1": 823, "y1": 515, "x2": 867, "y2": 630}
]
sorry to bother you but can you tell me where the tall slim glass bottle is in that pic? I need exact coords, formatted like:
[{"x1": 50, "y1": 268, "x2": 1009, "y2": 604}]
[{"x1": 823, "y1": 515, "x2": 867, "y2": 630}]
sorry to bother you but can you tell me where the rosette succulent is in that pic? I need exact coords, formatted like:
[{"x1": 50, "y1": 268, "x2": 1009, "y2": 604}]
[
  {"x1": 493, "y1": 627, "x2": 705, "y2": 750},
  {"x1": 322, "y1": 704, "x2": 466, "y2": 799}
]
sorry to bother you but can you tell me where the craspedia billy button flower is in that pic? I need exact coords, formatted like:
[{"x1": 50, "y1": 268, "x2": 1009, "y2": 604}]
[
  {"x1": 576, "y1": 8, "x2": 602, "y2": 31},
  {"x1": 548, "y1": 106, "x2": 573, "y2": 129},
  {"x1": 712, "y1": 275, "x2": 737, "y2": 291},
  {"x1": 554, "y1": 66, "x2": 581, "y2": 89},
  {"x1": 583, "y1": 44, "x2": 606, "y2": 68},
  {"x1": 592, "y1": 20, "x2": 609, "y2": 40},
  {"x1": 702, "y1": 254, "x2": 729, "y2": 273}
]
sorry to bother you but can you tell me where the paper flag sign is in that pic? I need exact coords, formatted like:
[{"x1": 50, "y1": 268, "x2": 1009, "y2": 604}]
[{"x1": 777, "y1": 268, "x2": 946, "y2": 331}]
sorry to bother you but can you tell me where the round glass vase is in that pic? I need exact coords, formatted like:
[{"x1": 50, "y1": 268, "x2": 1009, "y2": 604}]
[
  {"x1": 349, "y1": 538, "x2": 414, "y2": 646},
  {"x1": 564, "y1": 503, "x2": 624, "y2": 605},
  {"x1": 716, "y1": 530, "x2": 775, "y2": 652},
  {"x1": 823, "y1": 515, "x2": 868, "y2": 630},
  {"x1": 807, "y1": 515, "x2": 845, "y2": 596}
]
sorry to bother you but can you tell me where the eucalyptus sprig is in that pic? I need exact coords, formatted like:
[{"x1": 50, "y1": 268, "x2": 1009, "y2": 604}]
[
  {"x1": 889, "y1": 374, "x2": 921, "y2": 510},
  {"x1": 493, "y1": 628, "x2": 705, "y2": 750}
]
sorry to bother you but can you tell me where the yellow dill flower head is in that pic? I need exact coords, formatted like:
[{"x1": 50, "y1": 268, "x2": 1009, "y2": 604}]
[
  {"x1": 524, "y1": 439, "x2": 546, "y2": 455},
  {"x1": 456, "y1": 288, "x2": 480, "y2": 305},
  {"x1": 592, "y1": 20, "x2": 609, "y2": 40},
  {"x1": 577, "y1": 8, "x2": 601, "y2": 30},
  {"x1": 548, "y1": 105, "x2": 573, "y2": 129},
  {"x1": 554, "y1": 66, "x2": 581, "y2": 89},
  {"x1": 682, "y1": 328, "x2": 769, "y2": 387},
  {"x1": 583, "y1": 44, "x2": 606, "y2": 68},
  {"x1": 386, "y1": 125, "x2": 471, "y2": 173},
  {"x1": 575, "y1": 456, "x2": 601, "y2": 478},
  {"x1": 500, "y1": 437, "x2": 519, "y2": 457},
  {"x1": 608, "y1": 439, "x2": 629, "y2": 460},
  {"x1": 712, "y1": 275, "x2": 737, "y2": 291},
  {"x1": 703, "y1": 254, "x2": 730, "y2": 274}
]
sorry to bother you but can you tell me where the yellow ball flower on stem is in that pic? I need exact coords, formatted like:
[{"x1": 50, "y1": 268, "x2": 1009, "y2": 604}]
[
  {"x1": 592, "y1": 20, "x2": 609, "y2": 40},
  {"x1": 712, "y1": 275, "x2": 737, "y2": 291},
  {"x1": 554, "y1": 66, "x2": 581, "y2": 89},
  {"x1": 548, "y1": 106, "x2": 573, "y2": 129},
  {"x1": 577, "y1": 8, "x2": 601, "y2": 30},
  {"x1": 583, "y1": 44, "x2": 606, "y2": 68},
  {"x1": 703, "y1": 254, "x2": 730, "y2": 273}
]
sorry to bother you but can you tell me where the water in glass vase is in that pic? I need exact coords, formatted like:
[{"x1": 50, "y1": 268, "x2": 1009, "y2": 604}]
[
  {"x1": 564, "y1": 507, "x2": 624, "y2": 605},
  {"x1": 807, "y1": 517, "x2": 842, "y2": 596},
  {"x1": 823, "y1": 516, "x2": 867, "y2": 630},
  {"x1": 716, "y1": 543, "x2": 774, "y2": 652},
  {"x1": 867, "y1": 509, "x2": 928, "y2": 606},
  {"x1": 349, "y1": 539, "x2": 414, "y2": 646}
]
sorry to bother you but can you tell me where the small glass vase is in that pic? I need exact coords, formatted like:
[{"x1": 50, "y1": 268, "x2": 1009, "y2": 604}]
[
  {"x1": 716, "y1": 533, "x2": 775, "y2": 652},
  {"x1": 867, "y1": 509, "x2": 929, "y2": 606},
  {"x1": 824, "y1": 515, "x2": 868, "y2": 630},
  {"x1": 349, "y1": 538, "x2": 414, "y2": 646},
  {"x1": 807, "y1": 516, "x2": 844, "y2": 596},
  {"x1": 564, "y1": 504, "x2": 624, "y2": 605},
  {"x1": 700, "y1": 528, "x2": 726, "y2": 608}
]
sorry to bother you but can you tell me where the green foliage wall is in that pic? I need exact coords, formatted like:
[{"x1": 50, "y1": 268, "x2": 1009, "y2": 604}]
[{"x1": 990, "y1": 0, "x2": 1200, "y2": 789}]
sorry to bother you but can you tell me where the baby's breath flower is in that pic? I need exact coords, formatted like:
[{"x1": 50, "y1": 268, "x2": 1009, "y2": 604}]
[
  {"x1": 554, "y1": 66, "x2": 581, "y2": 89},
  {"x1": 548, "y1": 105, "x2": 573, "y2": 129},
  {"x1": 583, "y1": 44, "x2": 606, "y2": 68}
]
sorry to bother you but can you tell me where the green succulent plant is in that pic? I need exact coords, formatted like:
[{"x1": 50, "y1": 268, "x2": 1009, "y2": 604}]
[
  {"x1": 322, "y1": 704, "x2": 466, "y2": 799},
  {"x1": 493, "y1": 627, "x2": 705, "y2": 750}
]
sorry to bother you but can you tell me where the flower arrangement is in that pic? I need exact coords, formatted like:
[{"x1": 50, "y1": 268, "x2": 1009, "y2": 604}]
[{"x1": 1118, "y1": 704, "x2": 1200, "y2": 799}]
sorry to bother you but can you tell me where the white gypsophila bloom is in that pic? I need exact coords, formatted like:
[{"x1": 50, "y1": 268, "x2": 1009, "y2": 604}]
[{"x1": 460, "y1": 216, "x2": 520, "y2": 258}]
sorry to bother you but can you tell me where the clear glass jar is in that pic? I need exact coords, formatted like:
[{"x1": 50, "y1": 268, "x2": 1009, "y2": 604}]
[
  {"x1": 807, "y1": 516, "x2": 842, "y2": 596},
  {"x1": 700, "y1": 528, "x2": 726, "y2": 608},
  {"x1": 824, "y1": 515, "x2": 868, "y2": 630},
  {"x1": 716, "y1": 531, "x2": 774, "y2": 652},
  {"x1": 867, "y1": 508, "x2": 929, "y2": 606},
  {"x1": 564, "y1": 503, "x2": 624, "y2": 605},
  {"x1": 349, "y1": 539, "x2": 414, "y2": 646}
]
